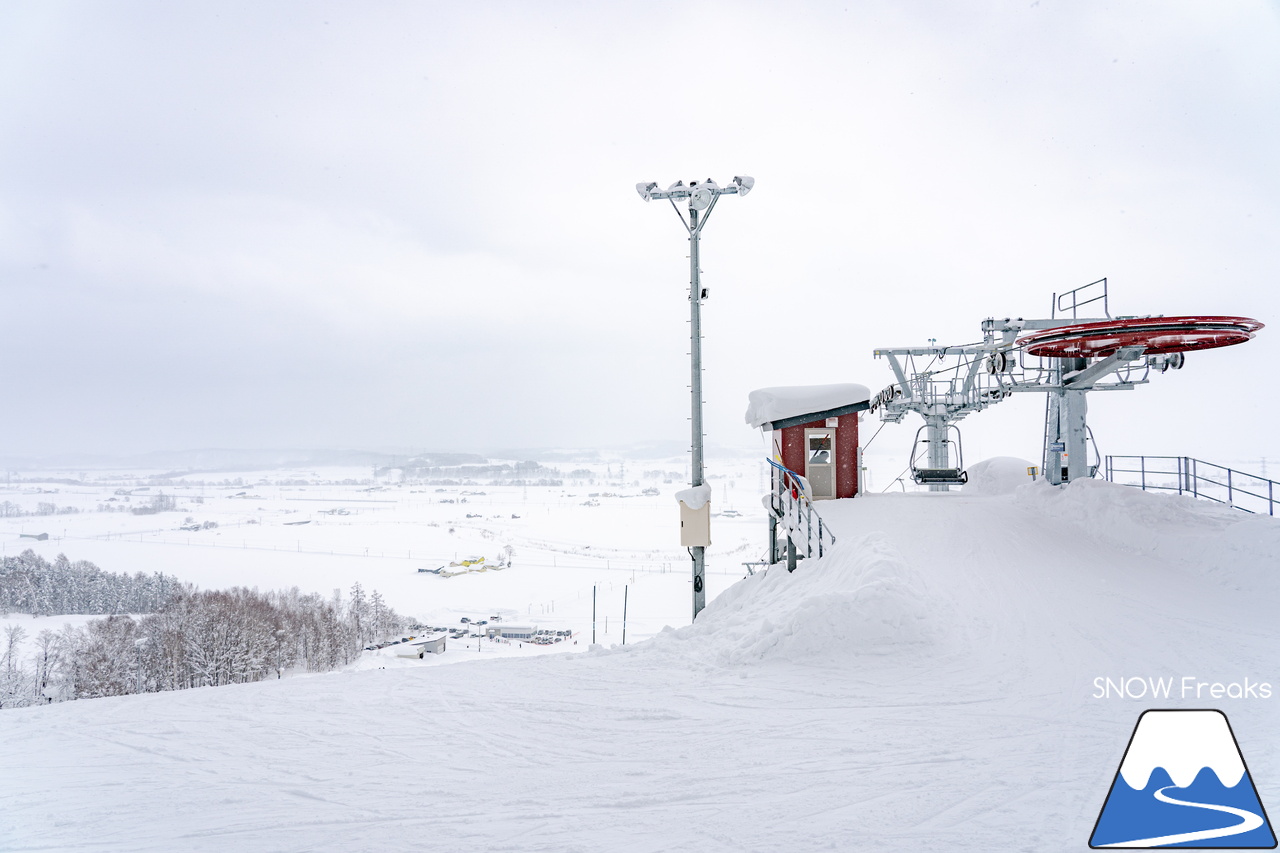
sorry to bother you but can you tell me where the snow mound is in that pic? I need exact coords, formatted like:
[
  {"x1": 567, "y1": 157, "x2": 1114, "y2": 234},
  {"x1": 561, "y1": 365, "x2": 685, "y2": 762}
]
[
  {"x1": 642, "y1": 533, "x2": 938, "y2": 666},
  {"x1": 1016, "y1": 477, "x2": 1238, "y2": 560},
  {"x1": 963, "y1": 456, "x2": 1037, "y2": 495},
  {"x1": 1014, "y1": 477, "x2": 1280, "y2": 591}
]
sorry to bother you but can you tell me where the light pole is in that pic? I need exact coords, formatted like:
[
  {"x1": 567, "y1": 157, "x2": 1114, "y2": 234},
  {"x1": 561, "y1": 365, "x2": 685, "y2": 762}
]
[{"x1": 636, "y1": 176, "x2": 754, "y2": 619}]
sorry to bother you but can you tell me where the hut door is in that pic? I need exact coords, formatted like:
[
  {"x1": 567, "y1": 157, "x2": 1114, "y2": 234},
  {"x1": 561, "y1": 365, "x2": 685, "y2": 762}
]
[{"x1": 804, "y1": 428, "x2": 836, "y2": 500}]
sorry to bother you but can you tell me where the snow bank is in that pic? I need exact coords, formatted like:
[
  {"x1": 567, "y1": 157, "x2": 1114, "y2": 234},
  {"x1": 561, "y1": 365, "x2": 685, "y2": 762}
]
[
  {"x1": 963, "y1": 456, "x2": 1037, "y2": 495},
  {"x1": 631, "y1": 475, "x2": 1280, "y2": 672},
  {"x1": 1014, "y1": 477, "x2": 1280, "y2": 593},
  {"x1": 744, "y1": 383, "x2": 871, "y2": 429},
  {"x1": 637, "y1": 532, "x2": 938, "y2": 666}
]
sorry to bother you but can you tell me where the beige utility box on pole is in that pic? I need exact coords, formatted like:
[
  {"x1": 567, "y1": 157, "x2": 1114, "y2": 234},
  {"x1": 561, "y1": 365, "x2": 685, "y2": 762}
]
[{"x1": 677, "y1": 485, "x2": 712, "y2": 547}]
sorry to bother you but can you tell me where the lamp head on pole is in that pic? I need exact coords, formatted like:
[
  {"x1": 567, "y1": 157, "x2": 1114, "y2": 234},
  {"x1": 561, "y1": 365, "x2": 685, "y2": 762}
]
[
  {"x1": 634, "y1": 175, "x2": 755, "y2": 210},
  {"x1": 689, "y1": 185, "x2": 714, "y2": 211}
]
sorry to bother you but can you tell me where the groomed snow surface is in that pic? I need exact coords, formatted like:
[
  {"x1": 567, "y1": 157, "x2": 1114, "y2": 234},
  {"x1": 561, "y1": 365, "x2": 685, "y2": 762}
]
[{"x1": 4, "y1": 476, "x2": 1280, "y2": 851}]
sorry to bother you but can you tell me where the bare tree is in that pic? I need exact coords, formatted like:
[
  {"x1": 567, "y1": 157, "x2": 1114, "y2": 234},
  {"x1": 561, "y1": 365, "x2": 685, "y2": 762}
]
[
  {"x1": 32, "y1": 629, "x2": 65, "y2": 703},
  {"x1": 2, "y1": 624, "x2": 25, "y2": 672}
]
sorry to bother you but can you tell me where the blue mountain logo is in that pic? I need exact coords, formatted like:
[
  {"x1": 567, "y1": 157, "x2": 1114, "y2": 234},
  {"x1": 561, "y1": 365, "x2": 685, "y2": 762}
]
[{"x1": 1091, "y1": 709, "x2": 1276, "y2": 848}]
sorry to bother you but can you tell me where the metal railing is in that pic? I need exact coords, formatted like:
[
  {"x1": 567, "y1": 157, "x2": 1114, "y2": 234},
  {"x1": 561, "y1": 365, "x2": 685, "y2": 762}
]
[
  {"x1": 1052, "y1": 277, "x2": 1109, "y2": 320},
  {"x1": 766, "y1": 459, "x2": 837, "y2": 569},
  {"x1": 1105, "y1": 455, "x2": 1279, "y2": 517}
]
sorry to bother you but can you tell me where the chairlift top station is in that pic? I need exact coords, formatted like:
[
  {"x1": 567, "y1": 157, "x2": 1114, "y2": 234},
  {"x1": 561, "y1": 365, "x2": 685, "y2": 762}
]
[
  {"x1": 866, "y1": 278, "x2": 1262, "y2": 490},
  {"x1": 751, "y1": 278, "x2": 1263, "y2": 498},
  {"x1": 740, "y1": 278, "x2": 1262, "y2": 575}
]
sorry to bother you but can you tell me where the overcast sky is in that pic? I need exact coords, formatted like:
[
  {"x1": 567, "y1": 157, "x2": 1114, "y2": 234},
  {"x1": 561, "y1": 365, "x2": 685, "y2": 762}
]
[{"x1": 2, "y1": 1, "x2": 1278, "y2": 469}]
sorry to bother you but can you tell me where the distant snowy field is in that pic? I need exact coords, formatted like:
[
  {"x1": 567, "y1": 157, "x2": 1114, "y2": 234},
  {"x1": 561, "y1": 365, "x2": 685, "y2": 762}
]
[
  {"x1": 0, "y1": 455, "x2": 769, "y2": 656},
  {"x1": 3, "y1": 468, "x2": 1279, "y2": 851}
]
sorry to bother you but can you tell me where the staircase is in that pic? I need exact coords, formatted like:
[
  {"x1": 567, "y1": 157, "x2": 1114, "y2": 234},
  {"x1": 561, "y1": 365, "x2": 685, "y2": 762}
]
[{"x1": 765, "y1": 458, "x2": 838, "y2": 571}]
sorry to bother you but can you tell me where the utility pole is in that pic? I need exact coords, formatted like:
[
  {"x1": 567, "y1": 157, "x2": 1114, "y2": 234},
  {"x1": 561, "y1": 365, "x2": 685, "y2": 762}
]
[{"x1": 636, "y1": 176, "x2": 753, "y2": 619}]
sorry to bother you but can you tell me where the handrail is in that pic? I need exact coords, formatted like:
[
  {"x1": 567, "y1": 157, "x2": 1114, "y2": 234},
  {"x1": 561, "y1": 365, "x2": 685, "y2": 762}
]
[
  {"x1": 1052, "y1": 277, "x2": 1109, "y2": 320},
  {"x1": 1104, "y1": 455, "x2": 1278, "y2": 517},
  {"x1": 765, "y1": 458, "x2": 837, "y2": 568}
]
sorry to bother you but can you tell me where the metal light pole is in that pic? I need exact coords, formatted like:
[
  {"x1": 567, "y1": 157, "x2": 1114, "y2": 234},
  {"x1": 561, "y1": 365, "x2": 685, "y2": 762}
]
[{"x1": 636, "y1": 176, "x2": 754, "y2": 619}]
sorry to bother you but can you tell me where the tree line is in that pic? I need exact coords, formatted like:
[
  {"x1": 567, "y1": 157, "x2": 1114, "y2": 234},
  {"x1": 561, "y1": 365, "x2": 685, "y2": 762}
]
[
  {"x1": 0, "y1": 501, "x2": 82, "y2": 518},
  {"x1": 0, "y1": 555, "x2": 407, "y2": 709},
  {"x1": 1, "y1": 550, "x2": 181, "y2": 616}
]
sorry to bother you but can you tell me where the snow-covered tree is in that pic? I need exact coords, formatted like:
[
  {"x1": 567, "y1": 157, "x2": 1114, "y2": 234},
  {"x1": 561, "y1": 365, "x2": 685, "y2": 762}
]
[
  {"x1": 349, "y1": 582, "x2": 367, "y2": 644},
  {"x1": 2, "y1": 575, "x2": 410, "y2": 710},
  {"x1": 32, "y1": 629, "x2": 65, "y2": 703}
]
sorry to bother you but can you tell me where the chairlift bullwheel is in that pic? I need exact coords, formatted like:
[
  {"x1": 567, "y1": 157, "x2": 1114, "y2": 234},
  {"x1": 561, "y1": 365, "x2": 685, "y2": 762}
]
[{"x1": 1015, "y1": 316, "x2": 1262, "y2": 358}]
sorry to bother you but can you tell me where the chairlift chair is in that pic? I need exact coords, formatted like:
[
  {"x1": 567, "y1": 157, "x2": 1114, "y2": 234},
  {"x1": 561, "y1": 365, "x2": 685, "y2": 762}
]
[{"x1": 910, "y1": 424, "x2": 969, "y2": 486}]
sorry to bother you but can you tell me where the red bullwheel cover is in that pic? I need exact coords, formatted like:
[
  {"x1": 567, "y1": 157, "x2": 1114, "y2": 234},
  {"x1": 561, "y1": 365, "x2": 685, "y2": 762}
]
[{"x1": 1016, "y1": 315, "x2": 1264, "y2": 358}]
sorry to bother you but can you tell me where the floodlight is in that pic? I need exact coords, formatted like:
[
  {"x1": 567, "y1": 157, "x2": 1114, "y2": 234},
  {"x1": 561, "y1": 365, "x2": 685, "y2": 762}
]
[
  {"x1": 667, "y1": 180, "x2": 685, "y2": 192},
  {"x1": 689, "y1": 186, "x2": 714, "y2": 210},
  {"x1": 636, "y1": 181, "x2": 658, "y2": 201},
  {"x1": 733, "y1": 175, "x2": 754, "y2": 196}
]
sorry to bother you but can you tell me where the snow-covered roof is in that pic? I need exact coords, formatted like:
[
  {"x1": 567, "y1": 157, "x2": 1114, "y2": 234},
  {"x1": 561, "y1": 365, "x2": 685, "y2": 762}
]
[{"x1": 744, "y1": 383, "x2": 872, "y2": 430}]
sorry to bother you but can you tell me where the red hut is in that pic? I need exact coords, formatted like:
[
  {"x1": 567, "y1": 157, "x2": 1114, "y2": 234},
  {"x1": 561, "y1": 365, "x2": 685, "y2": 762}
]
[{"x1": 745, "y1": 384, "x2": 871, "y2": 499}]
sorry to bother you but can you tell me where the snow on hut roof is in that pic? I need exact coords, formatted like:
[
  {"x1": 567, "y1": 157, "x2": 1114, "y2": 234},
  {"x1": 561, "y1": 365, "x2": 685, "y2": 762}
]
[{"x1": 744, "y1": 383, "x2": 872, "y2": 430}]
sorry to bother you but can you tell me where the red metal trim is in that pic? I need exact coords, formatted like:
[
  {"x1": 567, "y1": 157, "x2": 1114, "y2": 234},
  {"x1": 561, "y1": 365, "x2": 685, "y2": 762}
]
[{"x1": 1016, "y1": 315, "x2": 1263, "y2": 357}]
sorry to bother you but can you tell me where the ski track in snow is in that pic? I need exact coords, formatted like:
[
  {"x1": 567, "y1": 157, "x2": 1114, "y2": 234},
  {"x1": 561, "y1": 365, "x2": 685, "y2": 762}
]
[{"x1": 2, "y1": 480, "x2": 1279, "y2": 851}]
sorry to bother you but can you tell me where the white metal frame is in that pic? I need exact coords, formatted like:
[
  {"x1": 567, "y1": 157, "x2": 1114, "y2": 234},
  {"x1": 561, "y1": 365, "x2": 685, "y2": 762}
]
[{"x1": 871, "y1": 280, "x2": 1164, "y2": 488}]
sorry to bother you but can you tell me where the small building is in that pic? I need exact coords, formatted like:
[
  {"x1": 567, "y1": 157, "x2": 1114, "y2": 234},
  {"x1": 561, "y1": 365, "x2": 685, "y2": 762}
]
[
  {"x1": 487, "y1": 624, "x2": 535, "y2": 640},
  {"x1": 745, "y1": 384, "x2": 871, "y2": 499},
  {"x1": 409, "y1": 633, "x2": 448, "y2": 656}
]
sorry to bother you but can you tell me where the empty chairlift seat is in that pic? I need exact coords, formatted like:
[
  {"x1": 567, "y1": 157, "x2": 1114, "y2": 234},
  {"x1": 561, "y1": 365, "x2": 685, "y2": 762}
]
[{"x1": 909, "y1": 424, "x2": 968, "y2": 487}]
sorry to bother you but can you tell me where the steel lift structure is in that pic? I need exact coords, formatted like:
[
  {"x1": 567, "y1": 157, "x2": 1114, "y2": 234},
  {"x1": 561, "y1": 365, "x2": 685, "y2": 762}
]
[{"x1": 871, "y1": 279, "x2": 1262, "y2": 489}]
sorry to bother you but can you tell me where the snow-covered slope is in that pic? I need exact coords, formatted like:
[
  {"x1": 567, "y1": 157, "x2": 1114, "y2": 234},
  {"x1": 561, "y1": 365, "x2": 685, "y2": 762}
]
[{"x1": 3, "y1": 479, "x2": 1278, "y2": 852}]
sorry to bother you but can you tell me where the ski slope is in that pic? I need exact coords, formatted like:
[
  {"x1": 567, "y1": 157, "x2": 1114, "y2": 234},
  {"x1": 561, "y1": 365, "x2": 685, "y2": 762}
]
[{"x1": 3, "y1": 473, "x2": 1279, "y2": 852}]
